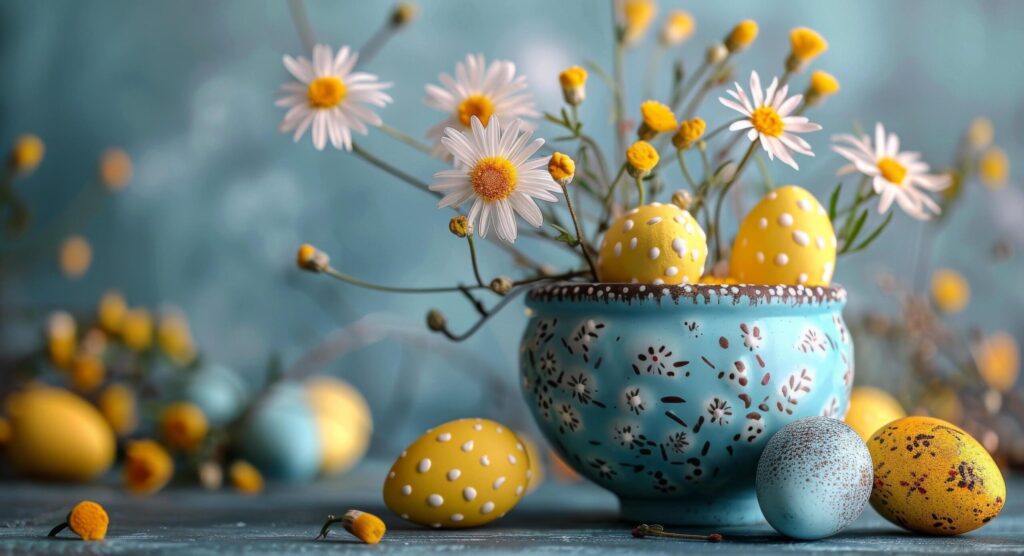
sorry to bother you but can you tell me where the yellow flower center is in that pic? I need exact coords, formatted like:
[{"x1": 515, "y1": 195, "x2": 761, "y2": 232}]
[
  {"x1": 470, "y1": 156, "x2": 517, "y2": 202},
  {"x1": 457, "y1": 94, "x2": 495, "y2": 128},
  {"x1": 877, "y1": 157, "x2": 908, "y2": 186},
  {"x1": 307, "y1": 76, "x2": 347, "y2": 108},
  {"x1": 750, "y1": 106, "x2": 784, "y2": 137}
]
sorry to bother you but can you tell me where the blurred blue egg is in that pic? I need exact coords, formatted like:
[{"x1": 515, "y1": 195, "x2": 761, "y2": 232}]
[
  {"x1": 235, "y1": 382, "x2": 321, "y2": 482},
  {"x1": 170, "y1": 364, "x2": 248, "y2": 426},
  {"x1": 755, "y1": 417, "x2": 872, "y2": 540}
]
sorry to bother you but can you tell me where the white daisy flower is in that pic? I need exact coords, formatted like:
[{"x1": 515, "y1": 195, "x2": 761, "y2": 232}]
[
  {"x1": 832, "y1": 123, "x2": 950, "y2": 220},
  {"x1": 719, "y1": 71, "x2": 822, "y2": 170},
  {"x1": 276, "y1": 44, "x2": 393, "y2": 151},
  {"x1": 430, "y1": 117, "x2": 560, "y2": 243},
  {"x1": 424, "y1": 54, "x2": 539, "y2": 158}
]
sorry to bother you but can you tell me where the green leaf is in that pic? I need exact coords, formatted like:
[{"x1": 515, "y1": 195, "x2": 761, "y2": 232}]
[
  {"x1": 550, "y1": 224, "x2": 579, "y2": 246},
  {"x1": 827, "y1": 182, "x2": 842, "y2": 221},
  {"x1": 847, "y1": 211, "x2": 894, "y2": 254},
  {"x1": 842, "y1": 209, "x2": 869, "y2": 253}
]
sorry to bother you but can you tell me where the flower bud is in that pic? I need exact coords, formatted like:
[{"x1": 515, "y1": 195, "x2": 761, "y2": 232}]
[
  {"x1": 297, "y1": 243, "x2": 330, "y2": 272},
  {"x1": 672, "y1": 117, "x2": 705, "y2": 151},
  {"x1": 626, "y1": 140, "x2": 659, "y2": 178},
  {"x1": 448, "y1": 215, "x2": 471, "y2": 238},
  {"x1": 558, "y1": 66, "x2": 588, "y2": 106},
  {"x1": 426, "y1": 309, "x2": 446, "y2": 332},
  {"x1": 390, "y1": 3, "x2": 417, "y2": 27},
  {"x1": 9, "y1": 134, "x2": 44, "y2": 175},
  {"x1": 342, "y1": 510, "x2": 386, "y2": 544},
  {"x1": 490, "y1": 276, "x2": 513, "y2": 295},
  {"x1": 671, "y1": 189, "x2": 693, "y2": 210},
  {"x1": 637, "y1": 100, "x2": 677, "y2": 140},
  {"x1": 548, "y1": 152, "x2": 575, "y2": 186},
  {"x1": 724, "y1": 19, "x2": 758, "y2": 53},
  {"x1": 706, "y1": 43, "x2": 728, "y2": 64}
]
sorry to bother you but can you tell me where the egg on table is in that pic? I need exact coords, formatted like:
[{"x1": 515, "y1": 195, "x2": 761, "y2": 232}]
[
  {"x1": 844, "y1": 386, "x2": 906, "y2": 441},
  {"x1": 168, "y1": 364, "x2": 249, "y2": 426},
  {"x1": 756, "y1": 417, "x2": 872, "y2": 540},
  {"x1": 730, "y1": 185, "x2": 836, "y2": 286},
  {"x1": 868, "y1": 416, "x2": 1005, "y2": 535},
  {"x1": 384, "y1": 418, "x2": 531, "y2": 528},
  {"x1": 4, "y1": 386, "x2": 115, "y2": 482},
  {"x1": 237, "y1": 377, "x2": 373, "y2": 482},
  {"x1": 597, "y1": 202, "x2": 707, "y2": 284}
]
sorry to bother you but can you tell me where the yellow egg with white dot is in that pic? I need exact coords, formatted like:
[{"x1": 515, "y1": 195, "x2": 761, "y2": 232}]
[
  {"x1": 730, "y1": 185, "x2": 836, "y2": 286},
  {"x1": 597, "y1": 203, "x2": 707, "y2": 284},
  {"x1": 383, "y1": 418, "x2": 532, "y2": 528}
]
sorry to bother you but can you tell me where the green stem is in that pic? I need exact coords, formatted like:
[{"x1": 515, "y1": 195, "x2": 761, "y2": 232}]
[
  {"x1": 561, "y1": 183, "x2": 599, "y2": 280},
  {"x1": 711, "y1": 141, "x2": 758, "y2": 260},
  {"x1": 466, "y1": 235, "x2": 485, "y2": 287},
  {"x1": 676, "y1": 151, "x2": 698, "y2": 190},
  {"x1": 378, "y1": 124, "x2": 433, "y2": 155},
  {"x1": 611, "y1": 4, "x2": 627, "y2": 164},
  {"x1": 672, "y1": 60, "x2": 708, "y2": 112},
  {"x1": 634, "y1": 174, "x2": 646, "y2": 206},
  {"x1": 351, "y1": 142, "x2": 435, "y2": 197},
  {"x1": 323, "y1": 266, "x2": 486, "y2": 294},
  {"x1": 287, "y1": 0, "x2": 317, "y2": 52}
]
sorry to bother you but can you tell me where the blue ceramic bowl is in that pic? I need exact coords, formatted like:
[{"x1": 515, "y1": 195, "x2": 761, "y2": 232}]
[{"x1": 519, "y1": 282, "x2": 853, "y2": 526}]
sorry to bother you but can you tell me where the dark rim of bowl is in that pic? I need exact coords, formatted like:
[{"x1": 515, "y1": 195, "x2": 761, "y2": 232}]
[{"x1": 526, "y1": 281, "x2": 847, "y2": 306}]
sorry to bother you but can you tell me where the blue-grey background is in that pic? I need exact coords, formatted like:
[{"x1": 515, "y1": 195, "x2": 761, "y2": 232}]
[{"x1": 2, "y1": 0, "x2": 1022, "y2": 444}]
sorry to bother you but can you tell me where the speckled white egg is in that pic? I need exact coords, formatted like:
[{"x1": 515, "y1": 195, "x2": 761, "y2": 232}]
[
  {"x1": 730, "y1": 185, "x2": 836, "y2": 286},
  {"x1": 756, "y1": 417, "x2": 872, "y2": 539},
  {"x1": 383, "y1": 418, "x2": 531, "y2": 528}
]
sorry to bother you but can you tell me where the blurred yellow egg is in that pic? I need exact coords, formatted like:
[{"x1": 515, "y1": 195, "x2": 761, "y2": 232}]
[
  {"x1": 868, "y1": 416, "x2": 1005, "y2": 535},
  {"x1": 730, "y1": 185, "x2": 836, "y2": 286},
  {"x1": 5, "y1": 387, "x2": 115, "y2": 481},
  {"x1": 305, "y1": 376, "x2": 372, "y2": 476},
  {"x1": 844, "y1": 386, "x2": 906, "y2": 441},
  {"x1": 597, "y1": 203, "x2": 707, "y2": 284},
  {"x1": 516, "y1": 434, "x2": 545, "y2": 494},
  {"x1": 384, "y1": 418, "x2": 531, "y2": 528}
]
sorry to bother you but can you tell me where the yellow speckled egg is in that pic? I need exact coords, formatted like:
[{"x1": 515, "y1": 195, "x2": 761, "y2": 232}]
[
  {"x1": 597, "y1": 203, "x2": 707, "y2": 284},
  {"x1": 383, "y1": 418, "x2": 531, "y2": 528},
  {"x1": 5, "y1": 386, "x2": 115, "y2": 482},
  {"x1": 868, "y1": 416, "x2": 1005, "y2": 535},
  {"x1": 730, "y1": 185, "x2": 836, "y2": 286},
  {"x1": 305, "y1": 376, "x2": 372, "y2": 476},
  {"x1": 845, "y1": 386, "x2": 906, "y2": 441}
]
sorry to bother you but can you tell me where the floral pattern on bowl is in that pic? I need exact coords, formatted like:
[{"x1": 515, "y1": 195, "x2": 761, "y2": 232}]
[{"x1": 519, "y1": 282, "x2": 853, "y2": 526}]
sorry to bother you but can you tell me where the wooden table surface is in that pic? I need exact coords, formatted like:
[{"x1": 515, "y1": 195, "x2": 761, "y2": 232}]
[{"x1": 0, "y1": 461, "x2": 1021, "y2": 555}]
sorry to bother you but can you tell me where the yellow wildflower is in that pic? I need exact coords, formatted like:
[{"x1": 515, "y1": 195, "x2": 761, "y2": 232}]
[
  {"x1": 98, "y1": 383, "x2": 138, "y2": 436},
  {"x1": 70, "y1": 353, "x2": 105, "y2": 393},
  {"x1": 672, "y1": 117, "x2": 706, "y2": 151},
  {"x1": 448, "y1": 215, "x2": 471, "y2": 238},
  {"x1": 98, "y1": 148, "x2": 132, "y2": 191},
  {"x1": 121, "y1": 308, "x2": 153, "y2": 351},
  {"x1": 297, "y1": 243, "x2": 330, "y2": 273},
  {"x1": 390, "y1": 3, "x2": 417, "y2": 27},
  {"x1": 229, "y1": 460, "x2": 264, "y2": 495},
  {"x1": 9, "y1": 134, "x2": 44, "y2": 175},
  {"x1": 98, "y1": 290, "x2": 127, "y2": 334},
  {"x1": 124, "y1": 440, "x2": 173, "y2": 495},
  {"x1": 342, "y1": 510, "x2": 386, "y2": 544},
  {"x1": 975, "y1": 332, "x2": 1020, "y2": 393},
  {"x1": 725, "y1": 19, "x2": 758, "y2": 53},
  {"x1": 979, "y1": 147, "x2": 1009, "y2": 189},
  {"x1": 966, "y1": 117, "x2": 994, "y2": 150},
  {"x1": 161, "y1": 402, "x2": 208, "y2": 452},
  {"x1": 787, "y1": 27, "x2": 828, "y2": 71},
  {"x1": 626, "y1": 140, "x2": 659, "y2": 177},
  {"x1": 660, "y1": 10, "x2": 695, "y2": 46},
  {"x1": 59, "y1": 235, "x2": 92, "y2": 279},
  {"x1": 620, "y1": 0, "x2": 657, "y2": 46},
  {"x1": 805, "y1": 70, "x2": 840, "y2": 106},
  {"x1": 548, "y1": 152, "x2": 576, "y2": 186},
  {"x1": 47, "y1": 311, "x2": 77, "y2": 369},
  {"x1": 930, "y1": 268, "x2": 970, "y2": 314},
  {"x1": 637, "y1": 100, "x2": 678, "y2": 139},
  {"x1": 158, "y1": 308, "x2": 197, "y2": 366},
  {"x1": 48, "y1": 501, "x2": 108, "y2": 541},
  {"x1": 558, "y1": 66, "x2": 588, "y2": 106}
]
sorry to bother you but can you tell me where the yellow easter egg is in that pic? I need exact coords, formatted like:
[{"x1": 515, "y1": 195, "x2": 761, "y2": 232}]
[
  {"x1": 597, "y1": 203, "x2": 707, "y2": 284},
  {"x1": 845, "y1": 386, "x2": 906, "y2": 441},
  {"x1": 868, "y1": 416, "x2": 1005, "y2": 535},
  {"x1": 305, "y1": 376, "x2": 372, "y2": 476},
  {"x1": 730, "y1": 185, "x2": 836, "y2": 286},
  {"x1": 5, "y1": 386, "x2": 115, "y2": 482},
  {"x1": 383, "y1": 418, "x2": 531, "y2": 528}
]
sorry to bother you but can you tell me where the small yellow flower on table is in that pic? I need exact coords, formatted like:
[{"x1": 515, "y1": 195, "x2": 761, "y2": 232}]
[{"x1": 48, "y1": 500, "x2": 109, "y2": 541}]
